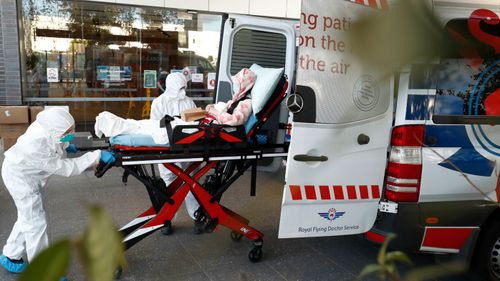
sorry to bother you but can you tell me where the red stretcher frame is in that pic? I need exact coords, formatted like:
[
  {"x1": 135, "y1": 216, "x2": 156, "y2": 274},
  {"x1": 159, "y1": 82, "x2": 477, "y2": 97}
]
[{"x1": 104, "y1": 77, "x2": 289, "y2": 264}]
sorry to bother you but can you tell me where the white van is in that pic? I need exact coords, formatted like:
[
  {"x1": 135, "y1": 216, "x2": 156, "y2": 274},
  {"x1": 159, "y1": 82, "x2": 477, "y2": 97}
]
[{"x1": 214, "y1": 1, "x2": 499, "y2": 280}]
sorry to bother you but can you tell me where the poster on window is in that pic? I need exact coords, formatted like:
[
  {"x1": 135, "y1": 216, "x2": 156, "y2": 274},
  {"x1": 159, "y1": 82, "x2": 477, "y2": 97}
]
[
  {"x1": 109, "y1": 66, "x2": 121, "y2": 82},
  {"x1": 192, "y1": 73, "x2": 204, "y2": 83},
  {"x1": 97, "y1": 66, "x2": 132, "y2": 81},
  {"x1": 96, "y1": 66, "x2": 108, "y2": 81},
  {"x1": 47, "y1": 68, "x2": 58, "y2": 83},
  {"x1": 207, "y1": 72, "x2": 216, "y2": 90},
  {"x1": 143, "y1": 70, "x2": 157, "y2": 88}
]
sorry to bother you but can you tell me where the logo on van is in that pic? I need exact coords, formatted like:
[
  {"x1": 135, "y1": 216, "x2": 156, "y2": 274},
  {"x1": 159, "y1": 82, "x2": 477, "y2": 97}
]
[
  {"x1": 353, "y1": 75, "x2": 379, "y2": 112},
  {"x1": 318, "y1": 208, "x2": 345, "y2": 221},
  {"x1": 286, "y1": 93, "x2": 304, "y2": 114}
]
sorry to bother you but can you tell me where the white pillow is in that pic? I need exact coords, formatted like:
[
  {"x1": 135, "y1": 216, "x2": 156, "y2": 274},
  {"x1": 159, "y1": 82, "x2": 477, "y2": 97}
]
[{"x1": 249, "y1": 64, "x2": 284, "y2": 114}]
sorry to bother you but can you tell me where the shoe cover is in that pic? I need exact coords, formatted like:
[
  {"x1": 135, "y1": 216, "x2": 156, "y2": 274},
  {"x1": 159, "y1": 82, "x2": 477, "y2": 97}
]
[{"x1": 0, "y1": 254, "x2": 27, "y2": 273}]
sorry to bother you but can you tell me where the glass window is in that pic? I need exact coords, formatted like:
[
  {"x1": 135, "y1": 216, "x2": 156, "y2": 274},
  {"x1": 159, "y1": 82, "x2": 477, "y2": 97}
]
[
  {"x1": 433, "y1": 19, "x2": 499, "y2": 120},
  {"x1": 409, "y1": 64, "x2": 436, "y2": 89},
  {"x1": 230, "y1": 29, "x2": 286, "y2": 75},
  {"x1": 19, "y1": 0, "x2": 222, "y2": 131}
]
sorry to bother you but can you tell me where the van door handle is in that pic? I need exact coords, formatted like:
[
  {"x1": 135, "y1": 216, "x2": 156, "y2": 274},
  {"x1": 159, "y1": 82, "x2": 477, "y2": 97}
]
[{"x1": 293, "y1": 154, "x2": 328, "y2": 162}]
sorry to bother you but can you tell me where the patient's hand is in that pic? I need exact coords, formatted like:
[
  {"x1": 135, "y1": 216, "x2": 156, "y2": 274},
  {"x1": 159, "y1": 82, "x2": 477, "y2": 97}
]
[{"x1": 205, "y1": 104, "x2": 214, "y2": 112}]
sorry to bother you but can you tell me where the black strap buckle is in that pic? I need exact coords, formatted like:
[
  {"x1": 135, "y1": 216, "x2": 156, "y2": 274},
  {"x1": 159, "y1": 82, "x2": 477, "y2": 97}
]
[{"x1": 160, "y1": 115, "x2": 175, "y2": 143}]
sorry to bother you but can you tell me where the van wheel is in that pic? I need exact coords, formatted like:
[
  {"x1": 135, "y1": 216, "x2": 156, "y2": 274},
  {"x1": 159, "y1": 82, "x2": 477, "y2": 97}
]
[{"x1": 477, "y1": 223, "x2": 500, "y2": 281}]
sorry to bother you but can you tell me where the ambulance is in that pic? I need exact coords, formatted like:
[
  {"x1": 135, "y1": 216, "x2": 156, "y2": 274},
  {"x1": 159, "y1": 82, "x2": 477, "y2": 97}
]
[{"x1": 215, "y1": 0, "x2": 499, "y2": 279}]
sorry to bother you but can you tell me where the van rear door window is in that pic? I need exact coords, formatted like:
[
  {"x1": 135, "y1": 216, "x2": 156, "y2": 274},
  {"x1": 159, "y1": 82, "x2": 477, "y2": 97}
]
[{"x1": 230, "y1": 29, "x2": 286, "y2": 75}]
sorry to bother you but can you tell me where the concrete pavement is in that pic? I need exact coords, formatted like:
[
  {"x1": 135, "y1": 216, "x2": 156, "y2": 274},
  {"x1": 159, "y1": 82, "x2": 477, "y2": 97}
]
[{"x1": 0, "y1": 158, "x2": 480, "y2": 281}]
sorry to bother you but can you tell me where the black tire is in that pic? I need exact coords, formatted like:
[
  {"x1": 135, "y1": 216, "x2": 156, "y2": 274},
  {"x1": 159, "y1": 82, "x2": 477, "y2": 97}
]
[
  {"x1": 476, "y1": 222, "x2": 500, "y2": 281},
  {"x1": 160, "y1": 221, "x2": 173, "y2": 236},
  {"x1": 194, "y1": 220, "x2": 204, "y2": 235},
  {"x1": 230, "y1": 231, "x2": 243, "y2": 242},
  {"x1": 248, "y1": 247, "x2": 263, "y2": 263},
  {"x1": 204, "y1": 218, "x2": 218, "y2": 233}
]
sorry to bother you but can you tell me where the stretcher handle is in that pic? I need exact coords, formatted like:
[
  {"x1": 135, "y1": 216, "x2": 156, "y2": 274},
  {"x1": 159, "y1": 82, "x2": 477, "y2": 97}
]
[
  {"x1": 95, "y1": 161, "x2": 113, "y2": 178},
  {"x1": 293, "y1": 154, "x2": 328, "y2": 162},
  {"x1": 75, "y1": 146, "x2": 109, "y2": 151}
]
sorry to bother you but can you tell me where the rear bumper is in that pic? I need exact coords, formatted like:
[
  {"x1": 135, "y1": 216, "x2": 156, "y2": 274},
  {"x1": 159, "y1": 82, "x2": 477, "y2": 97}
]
[
  {"x1": 366, "y1": 202, "x2": 423, "y2": 251},
  {"x1": 366, "y1": 200, "x2": 496, "y2": 255}
]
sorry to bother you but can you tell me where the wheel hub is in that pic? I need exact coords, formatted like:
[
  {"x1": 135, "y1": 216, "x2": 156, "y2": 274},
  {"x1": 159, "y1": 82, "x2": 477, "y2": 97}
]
[{"x1": 490, "y1": 237, "x2": 500, "y2": 278}]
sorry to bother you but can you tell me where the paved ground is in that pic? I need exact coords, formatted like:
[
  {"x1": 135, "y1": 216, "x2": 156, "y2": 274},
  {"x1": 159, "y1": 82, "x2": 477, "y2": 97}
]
[{"x1": 0, "y1": 155, "x2": 483, "y2": 281}]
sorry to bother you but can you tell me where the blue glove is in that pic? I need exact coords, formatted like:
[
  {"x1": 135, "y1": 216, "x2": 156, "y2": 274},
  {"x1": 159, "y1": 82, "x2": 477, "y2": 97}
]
[
  {"x1": 100, "y1": 151, "x2": 116, "y2": 164},
  {"x1": 66, "y1": 144, "x2": 78, "y2": 153}
]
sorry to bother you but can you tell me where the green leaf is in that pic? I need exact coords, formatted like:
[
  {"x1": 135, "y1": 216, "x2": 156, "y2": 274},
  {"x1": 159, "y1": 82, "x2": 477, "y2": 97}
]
[
  {"x1": 377, "y1": 233, "x2": 397, "y2": 265},
  {"x1": 386, "y1": 251, "x2": 413, "y2": 266},
  {"x1": 19, "y1": 239, "x2": 71, "y2": 281},
  {"x1": 79, "y1": 205, "x2": 126, "y2": 281},
  {"x1": 386, "y1": 263, "x2": 397, "y2": 274},
  {"x1": 356, "y1": 264, "x2": 384, "y2": 281}
]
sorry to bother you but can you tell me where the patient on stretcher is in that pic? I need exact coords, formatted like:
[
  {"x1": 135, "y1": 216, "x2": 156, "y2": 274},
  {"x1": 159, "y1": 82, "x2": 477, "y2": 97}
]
[
  {"x1": 94, "y1": 65, "x2": 284, "y2": 146},
  {"x1": 205, "y1": 68, "x2": 256, "y2": 126},
  {"x1": 94, "y1": 111, "x2": 194, "y2": 145}
]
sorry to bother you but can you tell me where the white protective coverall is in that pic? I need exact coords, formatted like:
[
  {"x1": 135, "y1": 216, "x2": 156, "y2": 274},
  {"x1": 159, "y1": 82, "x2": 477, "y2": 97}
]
[
  {"x1": 1, "y1": 108, "x2": 101, "y2": 262},
  {"x1": 150, "y1": 73, "x2": 200, "y2": 219}
]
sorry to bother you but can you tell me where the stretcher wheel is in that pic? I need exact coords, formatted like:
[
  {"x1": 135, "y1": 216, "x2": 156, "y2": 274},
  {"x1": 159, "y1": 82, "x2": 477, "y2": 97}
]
[
  {"x1": 204, "y1": 218, "x2": 218, "y2": 233},
  {"x1": 194, "y1": 220, "x2": 204, "y2": 234},
  {"x1": 230, "y1": 231, "x2": 243, "y2": 242},
  {"x1": 114, "y1": 266, "x2": 123, "y2": 280},
  {"x1": 121, "y1": 170, "x2": 130, "y2": 185},
  {"x1": 160, "y1": 221, "x2": 173, "y2": 236},
  {"x1": 248, "y1": 247, "x2": 263, "y2": 263},
  {"x1": 95, "y1": 162, "x2": 113, "y2": 178}
]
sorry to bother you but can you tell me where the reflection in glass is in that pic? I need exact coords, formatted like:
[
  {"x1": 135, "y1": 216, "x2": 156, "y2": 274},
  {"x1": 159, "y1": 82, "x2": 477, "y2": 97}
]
[{"x1": 20, "y1": 0, "x2": 222, "y2": 131}]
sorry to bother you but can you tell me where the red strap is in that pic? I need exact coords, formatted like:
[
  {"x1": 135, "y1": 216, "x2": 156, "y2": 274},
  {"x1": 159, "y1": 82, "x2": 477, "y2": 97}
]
[
  {"x1": 114, "y1": 144, "x2": 171, "y2": 151},
  {"x1": 175, "y1": 131, "x2": 205, "y2": 145},
  {"x1": 219, "y1": 131, "x2": 244, "y2": 143}
]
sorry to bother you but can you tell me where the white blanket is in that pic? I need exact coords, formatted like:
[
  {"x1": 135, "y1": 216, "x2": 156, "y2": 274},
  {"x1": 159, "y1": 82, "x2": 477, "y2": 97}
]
[{"x1": 94, "y1": 111, "x2": 195, "y2": 144}]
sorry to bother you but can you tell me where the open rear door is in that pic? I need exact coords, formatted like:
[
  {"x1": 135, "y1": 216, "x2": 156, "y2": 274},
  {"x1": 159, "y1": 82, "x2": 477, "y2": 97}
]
[
  {"x1": 215, "y1": 14, "x2": 296, "y2": 103},
  {"x1": 215, "y1": 14, "x2": 297, "y2": 171},
  {"x1": 279, "y1": 0, "x2": 393, "y2": 238}
]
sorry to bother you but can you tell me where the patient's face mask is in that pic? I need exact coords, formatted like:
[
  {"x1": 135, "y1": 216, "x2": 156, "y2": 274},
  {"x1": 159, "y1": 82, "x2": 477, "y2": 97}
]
[
  {"x1": 60, "y1": 133, "x2": 75, "y2": 143},
  {"x1": 232, "y1": 82, "x2": 240, "y2": 94}
]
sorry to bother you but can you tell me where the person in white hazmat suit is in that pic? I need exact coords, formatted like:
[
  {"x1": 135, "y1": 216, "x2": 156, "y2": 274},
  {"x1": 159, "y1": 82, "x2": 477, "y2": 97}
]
[
  {"x1": 150, "y1": 73, "x2": 200, "y2": 228},
  {"x1": 0, "y1": 108, "x2": 115, "y2": 274}
]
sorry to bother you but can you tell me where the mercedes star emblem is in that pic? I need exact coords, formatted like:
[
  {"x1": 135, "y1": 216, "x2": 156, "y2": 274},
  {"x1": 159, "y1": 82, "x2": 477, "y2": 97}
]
[{"x1": 286, "y1": 93, "x2": 304, "y2": 114}]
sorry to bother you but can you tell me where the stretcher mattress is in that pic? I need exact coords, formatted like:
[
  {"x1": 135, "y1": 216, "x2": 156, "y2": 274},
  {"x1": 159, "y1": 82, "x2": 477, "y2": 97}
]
[
  {"x1": 110, "y1": 114, "x2": 258, "y2": 147},
  {"x1": 110, "y1": 134, "x2": 169, "y2": 147}
]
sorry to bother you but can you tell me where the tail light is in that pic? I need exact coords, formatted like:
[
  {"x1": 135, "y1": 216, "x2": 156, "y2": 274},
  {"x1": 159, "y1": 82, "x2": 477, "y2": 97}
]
[{"x1": 384, "y1": 125, "x2": 425, "y2": 202}]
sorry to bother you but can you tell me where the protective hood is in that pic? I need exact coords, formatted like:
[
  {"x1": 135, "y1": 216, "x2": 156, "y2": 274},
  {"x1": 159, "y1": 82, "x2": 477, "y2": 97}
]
[
  {"x1": 36, "y1": 108, "x2": 75, "y2": 139},
  {"x1": 150, "y1": 73, "x2": 197, "y2": 120},
  {"x1": 163, "y1": 73, "x2": 187, "y2": 100},
  {"x1": 4, "y1": 108, "x2": 100, "y2": 175},
  {"x1": 35, "y1": 108, "x2": 74, "y2": 155}
]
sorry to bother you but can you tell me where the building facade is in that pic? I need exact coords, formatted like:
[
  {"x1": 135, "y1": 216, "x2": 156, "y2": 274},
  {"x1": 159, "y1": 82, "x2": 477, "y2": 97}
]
[
  {"x1": 0, "y1": 0, "x2": 22, "y2": 105},
  {"x1": 0, "y1": 0, "x2": 300, "y2": 130}
]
